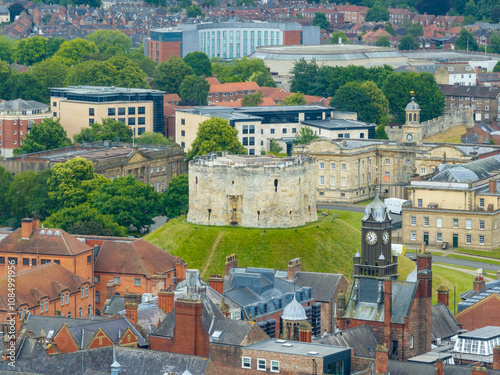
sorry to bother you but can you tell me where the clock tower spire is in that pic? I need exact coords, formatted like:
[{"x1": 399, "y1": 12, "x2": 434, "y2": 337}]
[{"x1": 353, "y1": 193, "x2": 398, "y2": 279}]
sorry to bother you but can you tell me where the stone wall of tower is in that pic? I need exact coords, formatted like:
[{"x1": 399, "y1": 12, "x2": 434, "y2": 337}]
[{"x1": 187, "y1": 156, "x2": 317, "y2": 228}]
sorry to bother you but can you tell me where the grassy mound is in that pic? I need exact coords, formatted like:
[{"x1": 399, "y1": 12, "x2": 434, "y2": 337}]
[{"x1": 146, "y1": 210, "x2": 414, "y2": 281}]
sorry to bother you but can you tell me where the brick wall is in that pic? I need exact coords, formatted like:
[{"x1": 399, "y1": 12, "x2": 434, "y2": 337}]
[
  {"x1": 455, "y1": 296, "x2": 500, "y2": 331},
  {"x1": 283, "y1": 30, "x2": 302, "y2": 45},
  {"x1": 148, "y1": 40, "x2": 182, "y2": 63}
]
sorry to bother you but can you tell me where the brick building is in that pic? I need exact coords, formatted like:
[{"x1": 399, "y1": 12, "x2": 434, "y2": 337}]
[
  {"x1": 0, "y1": 262, "x2": 94, "y2": 331},
  {"x1": 0, "y1": 99, "x2": 52, "y2": 158},
  {"x1": 207, "y1": 81, "x2": 260, "y2": 105},
  {"x1": 337, "y1": 195, "x2": 433, "y2": 360}
]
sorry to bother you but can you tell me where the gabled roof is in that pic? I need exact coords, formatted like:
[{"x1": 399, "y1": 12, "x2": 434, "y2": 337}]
[
  {"x1": 0, "y1": 227, "x2": 92, "y2": 256},
  {"x1": 432, "y1": 154, "x2": 500, "y2": 183},
  {"x1": 438, "y1": 84, "x2": 500, "y2": 99},
  {"x1": 209, "y1": 81, "x2": 260, "y2": 94},
  {"x1": 0, "y1": 263, "x2": 87, "y2": 310},
  {"x1": 290, "y1": 271, "x2": 345, "y2": 302},
  {"x1": 432, "y1": 303, "x2": 461, "y2": 340},
  {"x1": 314, "y1": 325, "x2": 378, "y2": 358},
  {"x1": 94, "y1": 238, "x2": 182, "y2": 277},
  {"x1": 0, "y1": 99, "x2": 49, "y2": 112}
]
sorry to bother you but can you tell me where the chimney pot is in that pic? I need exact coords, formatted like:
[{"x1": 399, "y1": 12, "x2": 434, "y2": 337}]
[
  {"x1": 473, "y1": 275, "x2": 486, "y2": 293},
  {"x1": 287, "y1": 257, "x2": 302, "y2": 280}
]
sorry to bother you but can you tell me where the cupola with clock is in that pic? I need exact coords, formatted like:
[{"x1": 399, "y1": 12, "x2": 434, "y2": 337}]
[
  {"x1": 402, "y1": 92, "x2": 423, "y2": 145},
  {"x1": 353, "y1": 193, "x2": 399, "y2": 279}
]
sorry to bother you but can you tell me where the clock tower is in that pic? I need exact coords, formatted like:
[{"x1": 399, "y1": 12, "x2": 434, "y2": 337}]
[
  {"x1": 402, "y1": 94, "x2": 422, "y2": 145},
  {"x1": 353, "y1": 193, "x2": 398, "y2": 279}
]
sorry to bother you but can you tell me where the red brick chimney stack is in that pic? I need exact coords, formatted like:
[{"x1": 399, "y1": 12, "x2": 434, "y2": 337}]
[
  {"x1": 489, "y1": 180, "x2": 497, "y2": 193},
  {"x1": 208, "y1": 274, "x2": 224, "y2": 294},
  {"x1": 435, "y1": 359, "x2": 443, "y2": 375},
  {"x1": 224, "y1": 254, "x2": 237, "y2": 276},
  {"x1": 437, "y1": 286, "x2": 450, "y2": 308},
  {"x1": 383, "y1": 277, "x2": 392, "y2": 348},
  {"x1": 21, "y1": 218, "x2": 34, "y2": 240},
  {"x1": 471, "y1": 366, "x2": 487, "y2": 375},
  {"x1": 375, "y1": 345, "x2": 389, "y2": 375},
  {"x1": 158, "y1": 290, "x2": 175, "y2": 314},
  {"x1": 473, "y1": 275, "x2": 486, "y2": 293},
  {"x1": 493, "y1": 346, "x2": 500, "y2": 370},
  {"x1": 287, "y1": 258, "x2": 302, "y2": 280},
  {"x1": 175, "y1": 261, "x2": 186, "y2": 283},
  {"x1": 105, "y1": 280, "x2": 117, "y2": 300},
  {"x1": 125, "y1": 302, "x2": 138, "y2": 325},
  {"x1": 298, "y1": 323, "x2": 312, "y2": 343},
  {"x1": 172, "y1": 297, "x2": 209, "y2": 357}
]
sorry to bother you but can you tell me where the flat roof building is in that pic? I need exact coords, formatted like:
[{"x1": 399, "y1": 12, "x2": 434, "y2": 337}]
[{"x1": 50, "y1": 86, "x2": 166, "y2": 139}]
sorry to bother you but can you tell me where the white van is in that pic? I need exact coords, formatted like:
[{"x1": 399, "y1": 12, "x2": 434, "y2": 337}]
[{"x1": 384, "y1": 198, "x2": 410, "y2": 215}]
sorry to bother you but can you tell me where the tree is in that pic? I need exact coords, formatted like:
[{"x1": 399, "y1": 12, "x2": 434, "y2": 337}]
[
  {"x1": 153, "y1": 56, "x2": 194, "y2": 94},
  {"x1": 73, "y1": 118, "x2": 132, "y2": 144},
  {"x1": 0, "y1": 36, "x2": 15, "y2": 63},
  {"x1": 91, "y1": 176, "x2": 160, "y2": 232},
  {"x1": 293, "y1": 127, "x2": 319, "y2": 146},
  {"x1": 86, "y1": 30, "x2": 132, "y2": 56},
  {"x1": 183, "y1": 51, "x2": 212, "y2": 76},
  {"x1": 407, "y1": 23, "x2": 424, "y2": 38},
  {"x1": 8, "y1": 3, "x2": 24, "y2": 22},
  {"x1": 455, "y1": 28, "x2": 478, "y2": 52},
  {"x1": 6, "y1": 73, "x2": 47, "y2": 103},
  {"x1": 312, "y1": 12, "x2": 329, "y2": 29},
  {"x1": 144, "y1": 0, "x2": 166, "y2": 5},
  {"x1": 202, "y1": 0, "x2": 216, "y2": 6},
  {"x1": 43, "y1": 203, "x2": 126, "y2": 236},
  {"x1": 376, "y1": 36, "x2": 391, "y2": 47},
  {"x1": 464, "y1": 0, "x2": 479, "y2": 18},
  {"x1": 14, "y1": 36, "x2": 48, "y2": 65},
  {"x1": 365, "y1": 6, "x2": 390, "y2": 21},
  {"x1": 186, "y1": 117, "x2": 247, "y2": 160},
  {"x1": 488, "y1": 32, "x2": 500, "y2": 54},
  {"x1": 236, "y1": 0, "x2": 255, "y2": 5},
  {"x1": 290, "y1": 58, "x2": 319, "y2": 96},
  {"x1": 160, "y1": 174, "x2": 188, "y2": 218},
  {"x1": 186, "y1": 4, "x2": 204, "y2": 17},
  {"x1": 179, "y1": 74, "x2": 210, "y2": 106},
  {"x1": 47, "y1": 157, "x2": 105, "y2": 212},
  {"x1": 0, "y1": 61, "x2": 14, "y2": 99},
  {"x1": 0, "y1": 166, "x2": 13, "y2": 224},
  {"x1": 279, "y1": 92, "x2": 307, "y2": 106},
  {"x1": 54, "y1": 38, "x2": 97, "y2": 65},
  {"x1": 241, "y1": 91, "x2": 263, "y2": 107},
  {"x1": 130, "y1": 53, "x2": 157, "y2": 77},
  {"x1": 331, "y1": 81, "x2": 390, "y2": 125},
  {"x1": 212, "y1": 57, "x2": 273, "y2": 84},
  {"x1": 47, "y1": 37, "x2": 66, "y2": 58},
  {"x1": 494, "y1": 61, "x2": 500, "y2": 73},
  {"x1": 71, "y1": 0, "x2": 102, "y2": 8},
  {"x1": 492, "y1": 6, "x2": 500, "y2": 22},
  {"x1": 398, "y1": 35, "x2": 420, "y2": 50},
  {"x1": 330, "y1": 31, "x2": 348, "y2": 44},
  {"x1": 137, "y1": 132, "x2": 171, "y2": 145},
  {"x1": 384, "y1": 22, "x2": 396, "y2": 36},
  {"x1": 64, "y1": 60, "x2": 118, "y2": 87},
  {"x1": 269, "y1": 139, "x2": 283, "y2": 154},
  {"x1": 248, "y1": 70, "x2": 276, "y2": 87},
  {"x1": 107, "y1": 56, "x2": 149, "y2": 88},
  {"x1": 13, "y1": 118, "x2": 71, "y2": 156},
  {"x1": 32, "y1": 58, "x2": 70, "y2": 91},
  {"x1": 375, "y1": 124, "x2": 389, "y2": 139},
  {"x1": 381, "y1": 71, "x2": 445, "y2": 123}
]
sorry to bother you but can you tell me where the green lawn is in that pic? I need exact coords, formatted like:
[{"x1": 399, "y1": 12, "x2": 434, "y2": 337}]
[
  {"x1": 457, "y1": 248, "x2": 500, "y2": 260},
  {"x1": 447, "y1": 253, "x2": 500, "y2": 267},
  {"x1": 434, "y1": 262, "x2": 496, "y2": 278},
  {"x1": 432, "y1": 265, "x2": 476, "y2": 308},
  {"x1": 355, "y1": 199, "x2": 374, "y2": 207}
]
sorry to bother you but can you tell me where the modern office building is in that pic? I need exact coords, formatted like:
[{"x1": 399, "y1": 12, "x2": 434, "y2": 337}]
[
  {"x1": 50, "y1": 86, "x2": 166, "y2": 139},
  {"x1": 145, "y1": 21, "x2": 320, "y2": 63}
]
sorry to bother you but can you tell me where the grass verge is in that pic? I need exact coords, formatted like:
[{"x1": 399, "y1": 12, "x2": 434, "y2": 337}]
[{"x1": 432, "y1": 264, "x2": 476, "y2": 307}]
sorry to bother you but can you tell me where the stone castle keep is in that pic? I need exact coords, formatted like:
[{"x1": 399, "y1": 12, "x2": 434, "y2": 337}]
[{"x1": 187, "y1": 152, "x2": 317, "y2": 228}]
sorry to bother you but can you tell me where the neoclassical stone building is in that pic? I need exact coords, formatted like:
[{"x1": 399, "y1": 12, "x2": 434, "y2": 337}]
[{"x1": 187, "y1": 153, "x2": 317, "y2": 228}]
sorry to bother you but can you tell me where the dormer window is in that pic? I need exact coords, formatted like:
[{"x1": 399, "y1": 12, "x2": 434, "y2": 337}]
[{"x1": 447, "y1": 67, "x2": 453, "y2": 71}]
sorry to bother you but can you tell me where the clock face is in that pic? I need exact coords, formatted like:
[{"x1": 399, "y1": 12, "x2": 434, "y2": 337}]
[
  {"x1": 383, "y1": 231, "x2": 390, "y2": 245},
  {"x1": 406, "y1": 133, "x2": 413, "y2": 141},
  {"x1": 366, "y1": 231, "x2": 378, "y2": 245}
]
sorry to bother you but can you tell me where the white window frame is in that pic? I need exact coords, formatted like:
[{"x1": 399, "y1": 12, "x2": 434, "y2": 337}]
[
  {"x1": 134, "y1": 278, "x2": 141, "y2": 286},
  {"x1": 421, "y1": 167, "x2": 426, "y2": 174},
  {"x1": 330, "y1": 176, "x2": 336, "y2": 186},
  {"x1": 436, "y1": 232, "x2": 442, "y2": 242},
  {"x1": 257, "y1": 359, "x2": 266, "y2": 371},
  {"x1": 330, "y1": 162, "x2": 336, "y2": 170},
  {"x1": 411, "y1": 231, "x2": 416, "y2": 241},
  {"x1": 341, "y1": 176, "x2": 346, "y2": 187},
  {"x1": 466, "y1": 234, "x2": 471, "y2": 244},
  {"x1": 319, "y1": 176, "x2": 325, "y2": 186},
  {"x1": 411, "y1": 216, "x2": 416, "y2": 226},
  {"x1": 437, "y1": 218, "x2": 442, "y2": 228},
  {"x1": 271, "y1": 360, "x2": 280, "y2": 373},
  {"x1": 479, "y1": 220, "x2": 485, "y2": 230},
  {"x1": 479, "y1": 235, "x2": 485, "y2": 245},
  {"x1": 385, "y1": 158, "x2": 390, "y2": 165},
  {"x1": 466, "y1": 219, "x2": 472, "y2": 230},
  {"x1": 479, "y1": 198, "x2": 484, "y2": 208},
  {"x1": 453, "y1": 218, "x2": 458, "y2": 228},
  {"x1": 341, "y1": 163, "x2": 346, "y2": 170},
  {"x1": 242, "y1": 357, "x2": 251, "y2": 369},
  {"x1": 319, "y1": 162, "x2": 325, "y2": 169},
  {"x1": 424, "y1": 217, "x2": 429, "y2": 227}
]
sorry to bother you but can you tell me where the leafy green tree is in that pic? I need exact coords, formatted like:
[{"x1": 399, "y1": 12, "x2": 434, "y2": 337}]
[
  {"x1": 179, "y1": 74, "x2": 210, "y2": 105},
  {"x1": 137, "y1": 132, "x2": 171, "y2": 145},
  {"x1": 236, "y1": 0, "x2": 255, "y2": 5},
  {"x1": 160, "y1": 174, "x2": 188, "y2": 218},
  {"x1": 130, "y1": 53, "x2": 157, "y2": 77},
  {"x1": 398, "y1": 35, "x2": 419, "y2": 50},
  {"x1": 91, "y1": 176, "x2": 159, "y2": 232},
  {"x1": 32, "y1": 58, "x2": 70, "y2": 91},
  {"x1": 202, "y1": 0, "x2": 216, "y2": 6},
  {"x1": 8, "y1": 3, "x2": 24, "y2": 22},
  {"x1": 71, "y1": 0, "x2": 101, "y2": 8},
  {"x1": 375, "y1": 36, "x2": 391, "y2": 47},
  {"x1": 331, "y1": 81, "x2": 390, "y2": 125},
  {"x1": 65, "y1": 60, "x2": 118, "y2": 86},
  {"x1": 0, "y1": 166, "x2": 13, "y2": 224},
  {"x1": 269, "y1": 139, "x2": 283, "y2": 154},
  {"x1": 365, "y1": 6, "x2": 389, "y2": 21},
  {"x1": 407, "y1": 23, "x2": 423, "y2": 38},
  {"x1": 73, "y1": 118, "x2": 132, "y2": 144},
  {"x1": 488, "y1": 32, "x2": 500, "y2": 54},
  {"x1": 248, "y1": 70, "x2": 276, "y2": 87},
  {"x1": 54, "y1": 38, "x2": 97, "y2": 65},
  {"x1": 492, "y1": 6, "x2": 500, "y2": 22},
  {"x1": 0, "y1": 36, "x2": 15, "y2": 63},
  {"x1": 44, "y1": 203, "x2": 126, "y2": 236},
  {"x1": 186, "y1": 4, "x2": 204, "y2": 17},
  {"x1": 186, "y1": 117, "x2": 247, "y2": 160},
  {"x1": 153, "y1": 56, "x2": 194, "y2": 94},
  {"x1": 47, "y1": 157, "x2": 105, "y2": 212},
  {"x1": 13, "y1": 118, "x2": 71, "y2": 156},
  {"x1": 86, "y1": 30, "x2": 132, "y2": 56},
  {"x1": 384, "y1": 22, "x2": 396, "y2": 36},
  {"x1": 464, "y1": 0, "x2": 479, "y2": 18},
  {"x1": 241, "y1": 91, "x2": 263, "y2": 106},
  {"x1": 455, "y1": 28, "x2": 478, "y2": 52},
  {"x1": 212, "y1": 57, "x2": 272, "y2": 84},
  {"x1": 279, "y1": 92, "x2": 307, "y2": 106},
  {"x1": 107, "y1": 56, "x2": 149, "y2": 88},
  {"x1": 0, "y1": 61, "x2": 14, "y2": 99},
  {"x1": 375, "y1": 124, "x2": 389, "y2": 139},
  {"x1": 14, "y1": 36, "x2": 48, "y2": 65},
  {"x1": 183, "y1": 51, "x2": 212, "y2": 76},
  {"x1": 293, "y1": 127, "x2": 319, "y2": 146},
  {"x1": 330, "y1": 31, "x2": 348, "y2": 44},
  {"x1": 381, "y1": 71, "x2": 445, "y2": 123},
  {"x1": 47, "y1": 37, "x2": 66, "y2": 57},
  {"x1": 312, "y1": 12, "x2": 329, "y2": 29},
  {"x1": 7, "y1": 72, "x2": 48, "y2": 102},
  {"x1": 290, "y1": 58, "x2": 319, "y2": 96},
  {"x1": 494, "y1": 61, "x2": 500, "y2": 73},
  {"x1": 180, "y1": 0, "x2": 192, "y2": 8},
  {"x1": 462, "y1": 14, "x2": 476, "y2": 25}
]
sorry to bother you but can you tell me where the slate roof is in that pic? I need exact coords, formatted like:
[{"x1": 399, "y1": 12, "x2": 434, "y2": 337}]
[
  {"x1": 94, "y1": 239, "x2": 182, "y2": 277},
  {"x1": 314, "y1": 325, "x2": 378, "y2": 358},
  {"x1": 388, "y1": 360, "x2": 438, "y2": 375},
  {"x1": 458, "y1": 279, "x2": 500, "y2": 312},
  {"x1": 431, "y1": 154, "x2": 500, "y2": 183},
  {"x1": 24, "y1": 315, "x2": 107, "y2": 337},
  {"x1": 0, "y1": 227, "x2": 92, "y2": 256},
  {"x1": 0, "y1": 99, "x2": 49, "y2": 112},
  {"x1": 289, "y1": 271, "x2": 345, "y2": 302},
  {"x1": 2, "y1": 342, "x2": 208, "y2": 375},
  {"x1": 438, "y1": 84, "x2": 500, "y2": 99},
  {"x1": 343, "y1": 278, "x2": 418, "y2": 324},
  {"x1": 432, "y1": 303, "x2": 461, "y2": 341}
]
